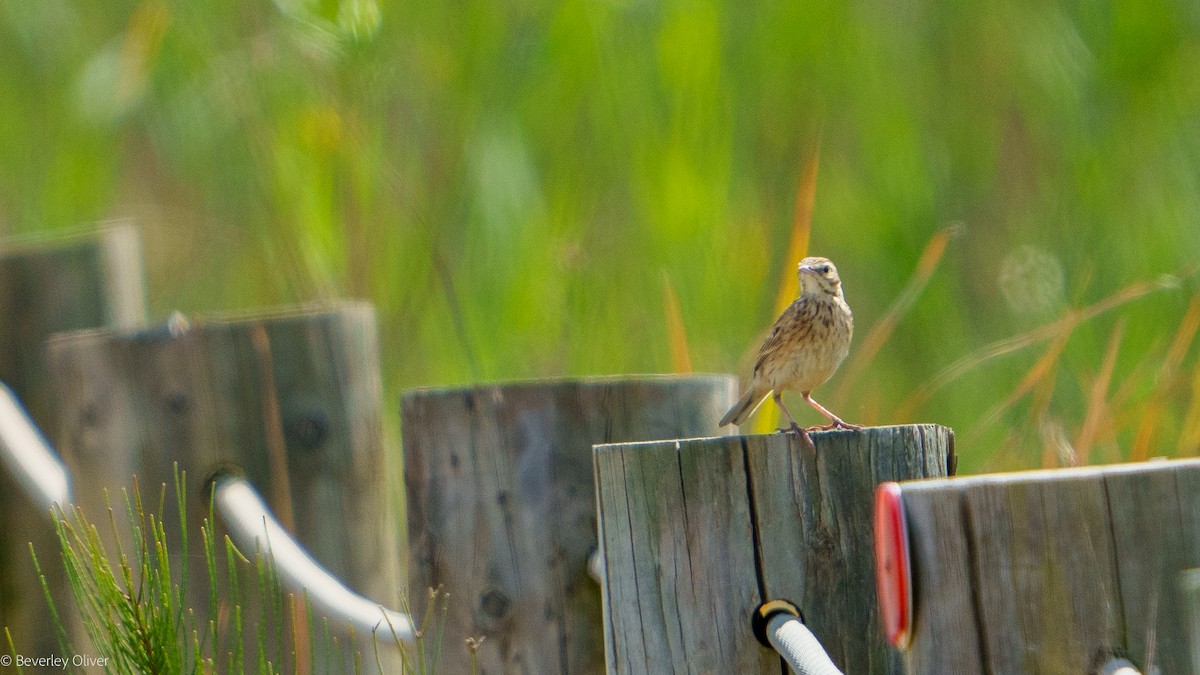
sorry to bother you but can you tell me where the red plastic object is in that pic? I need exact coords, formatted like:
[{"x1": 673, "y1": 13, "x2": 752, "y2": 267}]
[{"x1": 874, "y1": 481, "x2": 912, "y2": 649}]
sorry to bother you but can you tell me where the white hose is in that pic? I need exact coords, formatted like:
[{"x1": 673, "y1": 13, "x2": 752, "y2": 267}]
[
  {"x1": 1097, "y1": 658, "x2": 1142, "y2": 675},
  {"x1": 212, "y1": 475, "x2": 414, "y2": 643},
  {"x1": 766, "y1": 612, "x2": 844, "y2": 675},
  {"x1": 0, "y1": 382, "x2": 70, "y2": 513}
]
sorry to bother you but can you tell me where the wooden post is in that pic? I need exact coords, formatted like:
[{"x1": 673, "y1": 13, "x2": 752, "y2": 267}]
[
  {"x1": 401, "y1": 375, "x2": 738, "y2": 674},
  {"x1": 898, "y1": 459, "x2": 1200, "y2": 674},
  {"x1": 45, "y1": 302, "x2": 400, "y2": 667},
  {"x1": 0, "y1": 224, "x2": 145, "y2": 658},
  {"x1": 594, "y1": 425, "x2": 954, "y2": 674}
]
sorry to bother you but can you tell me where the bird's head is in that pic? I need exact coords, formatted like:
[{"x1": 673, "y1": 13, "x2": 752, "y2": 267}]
[{"x1": 797, "y1": 256, "x2": 843, "y2": 298}]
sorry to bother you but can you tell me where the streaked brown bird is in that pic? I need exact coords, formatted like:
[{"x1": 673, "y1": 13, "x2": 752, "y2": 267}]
[{"x1": 720, "y1": 256, "x2": 860, "y2": 434}]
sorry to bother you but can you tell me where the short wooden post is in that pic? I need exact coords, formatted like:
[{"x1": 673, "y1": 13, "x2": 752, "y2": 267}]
[
  {"x1": 401, "y1": 375, "x2": 738, "y2": 674},
  {"x1": 594, "y1": 425, "x2": 954, "y2": 674},
  {"x1": 45, "y1": 302, "x2": 400, "y2": 667},
  {"x1": 898, "y1": 459, "x2": 1200, "y2": 674},
  {"x1": 0, "y1": 224, "x2": 145, "y2": 657}
]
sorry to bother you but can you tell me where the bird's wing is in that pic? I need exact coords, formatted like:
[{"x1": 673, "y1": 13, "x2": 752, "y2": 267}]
[{"x1": 752, "y1": 298, "x2": 805, "y2": 375}]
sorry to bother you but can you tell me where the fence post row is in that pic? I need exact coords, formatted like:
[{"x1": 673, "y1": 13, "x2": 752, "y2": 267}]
[
  {"x1": 401, "y1": 375, "x2": 739, "y2": 674},
  {"x1": 593, "y1": 425, "x2": 954, "y2": 674},
  {"x1": 21, "y1": 225, "x2": 1182, "y2": 674},
  {"x1": 44, "y1": 301, "x2": 401, "y2": 670},
  {"x1": 0, "y1": 224, "x2": 146, "y2": 660}
]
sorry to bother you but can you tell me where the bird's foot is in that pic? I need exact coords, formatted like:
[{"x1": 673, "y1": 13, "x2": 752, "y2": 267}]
[
  {"x1": 806, "y1": 419, "x2": 863, "y2": 432},
  {"x1": 777, "y1": 421, "x2": 808, "y2": 435},
  {"x1": 777, "y1": 423, "x2": 814, "y2": 447}
]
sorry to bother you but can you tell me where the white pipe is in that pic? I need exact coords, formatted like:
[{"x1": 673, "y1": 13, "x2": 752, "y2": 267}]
[
  {"x1": 766, "y1": 612, "x2": 843, "y2": 675},
  {"x1": 212, "y1": 475, "x2": 414, "y2": 643},
  {"x1": 0, "y1": 382, "x2": 70, "y2": 512},
  {"x1": 1097, "y1": 658, "x2": 1142, "y2": 675}
]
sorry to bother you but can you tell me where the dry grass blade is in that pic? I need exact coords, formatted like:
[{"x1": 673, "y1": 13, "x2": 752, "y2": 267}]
[
  {"x1": 1162, "y1": 293, "x2": 1200, "y2": 373},
  {"x1": 774, "y1": 137, "x2": 820, "y2": 316},
  {"x1": 753, "y1": 139, "x2": 819, "y2": 433},
  {"x1": 1108, "y1": 338, "x2": 1164, "y2": 412},
  {"x1": 968, "y1": 323, "x2": 1074, "y2": 441},
  {"x1": 1177, "y1": 361, "x2": 1200, "y2": 455},
  {"x1": 1109, "y1": 294, "x2": 1200, "y2": 415},
  {"x1": 1131, "y1": 401, "x2": 1164, "y2": 462},
  {"x1": 1074, "y1": 317, "x2": 1125, "y2": 465},
  {"x1": 662, "y1": 272, "x2": 692, "y2": 374},
  {"x1": 1029, "y1": 347, "x2": 1060, "y2": 425},
  {"x1": 1131, "y1": 294, "x2": 1200, "y2": 460},
  {"x1": 834, "y1": 223, "x2": 960, "y2": 404},
  {"x1": 896, "y1": 272, "x2": 1180, "y2": 420}
]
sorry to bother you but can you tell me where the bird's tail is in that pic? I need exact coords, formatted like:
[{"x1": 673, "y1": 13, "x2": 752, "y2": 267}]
[{"x1": 719, "y1": 386, "x2": 770, "y2": 427}]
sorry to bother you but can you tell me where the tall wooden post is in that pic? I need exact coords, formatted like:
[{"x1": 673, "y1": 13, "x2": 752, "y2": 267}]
[
  {"x1": 401, "y1": 375, "x2": 738, "y2": 674},
  {"x1": 0, "y1": 224, "x2": 145, "y2": 660},
  {"x1": 45, "y1": 302, "x2": 400, "y2": 669},
  {"x1": 594, "y1": 425, "x2": 954, "y2": 674}
]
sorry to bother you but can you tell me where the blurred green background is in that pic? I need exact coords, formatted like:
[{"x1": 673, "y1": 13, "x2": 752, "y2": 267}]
[{"x1": 2, "y1": 0, "x2": 1199, "y2": 472}]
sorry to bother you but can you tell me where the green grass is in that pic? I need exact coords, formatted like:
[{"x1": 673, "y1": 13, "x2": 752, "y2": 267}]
[
  {"x1": 2, "y1": 1, "x2": 1200, "y2": 471},
  {"x1": 8, "y1": 468, "x2": 446, "y2": 674}
]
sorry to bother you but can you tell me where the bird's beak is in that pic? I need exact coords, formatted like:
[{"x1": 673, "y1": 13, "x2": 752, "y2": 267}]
[{"x1": 798, "y1": 264, "x2": 816, "y2": 275}]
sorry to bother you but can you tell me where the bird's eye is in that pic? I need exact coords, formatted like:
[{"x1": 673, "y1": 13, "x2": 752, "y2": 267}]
[{"x1": 819, "y1": 265, "x2": 831, "y2": 274}]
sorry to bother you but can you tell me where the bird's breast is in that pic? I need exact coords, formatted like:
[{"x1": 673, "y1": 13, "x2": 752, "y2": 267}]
[{"x1": 759, "y1": 296, "x2": 852, "y2": 393}]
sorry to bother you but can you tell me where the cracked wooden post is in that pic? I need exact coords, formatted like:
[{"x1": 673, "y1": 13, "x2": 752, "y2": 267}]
[
  {"x1": 401, "y1": 375, "x2": 738, "y2": 674},
  {"x1": 0, "y1": 224, "x2": 145, "y2": 659},
  {"x1": 594, "y1": 425, "x2": 954, "y2": 674}
]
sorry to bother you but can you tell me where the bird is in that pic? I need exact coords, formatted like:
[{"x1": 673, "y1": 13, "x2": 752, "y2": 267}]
[{"x1": 719, "y1": 256, "x2": 860, "y2": 435}]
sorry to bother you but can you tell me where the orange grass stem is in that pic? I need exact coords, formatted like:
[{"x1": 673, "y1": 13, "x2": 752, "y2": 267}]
[
  {"x1": 834, "y1": 224, "x2": 960, "y2": 406},
  {"x1": 897, "y1": 272, "x2": 1184, "y2": 420},
  {"x1": 662, "y1": 272, "x2": 693, "y2": 374}
]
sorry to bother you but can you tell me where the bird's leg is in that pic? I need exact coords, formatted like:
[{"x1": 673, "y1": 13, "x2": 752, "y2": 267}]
[
  {"x1": 802, "y1": 392, "x2": 862, "y2": 431},
  {"x1": 772, "y1": 391, "x2": 807, "y2": 436}
]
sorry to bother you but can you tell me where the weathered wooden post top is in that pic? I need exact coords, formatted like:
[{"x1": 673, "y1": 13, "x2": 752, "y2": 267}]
[
  {"x1": 402, "y1": 375, "x2": 738, "y2": 674},
  {"x1": 886, "y1": 458, "x2": 1200, "y2": 674},
  {"x1": 0, "y1": 223, "x2": 145, "y2": 414},
  {"x1": 594, "y1": 425, "x2": 954, "y2": 674}
]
